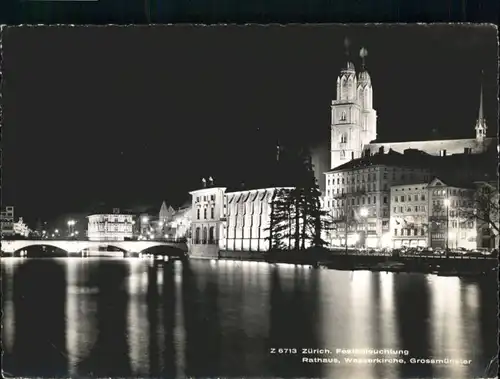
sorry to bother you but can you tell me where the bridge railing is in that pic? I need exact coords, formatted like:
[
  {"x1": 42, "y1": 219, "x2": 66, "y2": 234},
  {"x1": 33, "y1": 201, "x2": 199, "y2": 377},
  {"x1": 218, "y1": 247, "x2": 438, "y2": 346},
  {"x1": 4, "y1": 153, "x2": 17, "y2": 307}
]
[{"x1": 144, "y1": 238, "x2": 187, "y2": 243}]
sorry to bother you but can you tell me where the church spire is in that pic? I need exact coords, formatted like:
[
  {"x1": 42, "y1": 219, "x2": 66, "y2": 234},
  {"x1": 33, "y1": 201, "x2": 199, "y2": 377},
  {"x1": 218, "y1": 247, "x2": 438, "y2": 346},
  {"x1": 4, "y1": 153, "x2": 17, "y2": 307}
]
[
  {"x1": 342, "y1": 37, "x2": 355, "y2": 72},
  {"x1": 360, "y1": 47, "x2": 368, "y2": 71},
  {"x1": 357, "y1": 47, "x2": 371, "y2": 86},
  {"x1": 475, "y1": 71, "x2": 487, "y2": 141}
]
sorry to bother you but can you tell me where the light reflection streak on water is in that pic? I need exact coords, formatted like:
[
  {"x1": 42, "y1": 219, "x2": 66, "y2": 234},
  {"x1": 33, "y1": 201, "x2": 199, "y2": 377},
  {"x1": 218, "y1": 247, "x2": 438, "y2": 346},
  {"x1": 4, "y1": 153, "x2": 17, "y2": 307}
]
[
  {"x1": 349, "y1": 270, "x2": 376, "y2": 379},
  {"x1": 127, "y1": 260, "x2": 150, "y2": 376},
  {"x1": 378, "y1": 273, "x2": 400, "y2": 379},
  {"x1": 174, "y1": 261, "x2": 186, "y2": 377},
  {"x1": 65, "y1": 259, "x2": 97, "y2": 376},
  {"x1": 462, "y1": 283, "x2": 480, "y2": 367},
  {"x1": 156, "y1": 264, "x2": 164, "y2": 371},
  {"x1": 65, "y1": 259, "x2": 79, "y2": 376},
  {"x1": 379, "y1": 273, "x2": 399, "y2": 351},
  {"x1": 429, "y1": 276, "x2": 466, "y2": 378},
  {"x1": 1, "y1": 258, "x2": 19, "y2": 353}
]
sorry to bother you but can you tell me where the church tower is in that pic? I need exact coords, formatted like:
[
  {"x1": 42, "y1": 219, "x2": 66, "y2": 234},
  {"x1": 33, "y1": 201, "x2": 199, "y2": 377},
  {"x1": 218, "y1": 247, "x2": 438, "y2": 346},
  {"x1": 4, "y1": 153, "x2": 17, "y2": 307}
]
[
  {"x1": 357, "y1": 47, "x2": 377, "y2": 146},
  {"x1": 330, "y1": 42, "x2": 377, "y2": 169},
  {"x1": 475, "y1": 77, "x2": 487, "y2": 142}
]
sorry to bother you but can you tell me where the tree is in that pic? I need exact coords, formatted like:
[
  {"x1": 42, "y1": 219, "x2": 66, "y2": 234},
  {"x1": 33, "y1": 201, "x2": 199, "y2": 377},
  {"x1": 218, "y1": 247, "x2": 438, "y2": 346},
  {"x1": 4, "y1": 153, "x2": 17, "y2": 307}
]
[
  {"x1": 267, "y1": 188, "x2": 294, "y2": 251},
  {"x1": 461, "y1": 182, "x2": 499, "y2": 239},
  {"x1": 266, "y1": 147, "x2": 331, "y2": 250}
]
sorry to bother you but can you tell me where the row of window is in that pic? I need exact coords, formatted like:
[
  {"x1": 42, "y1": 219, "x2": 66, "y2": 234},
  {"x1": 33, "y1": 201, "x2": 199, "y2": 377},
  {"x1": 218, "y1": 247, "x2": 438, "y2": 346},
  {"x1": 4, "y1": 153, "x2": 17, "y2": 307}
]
[
  {"x1": 431, "y1": 189, "x2": 468, "y2": 197},
  {"x1": 89, "y1": 225, "x2": 132, "y2": 232},
  {"x1": 90, "y1": 217, "x2": 132, "y2": 223},
  {"x1": 393, "y1": 206, "x2": 427, "y2": 213},
  {"x1": 430, "y1": 232, "x2": 471, "y2": 240},
  {"x1": 394, "y1": 194, "x2": 426, "y2": 202},
  {"x1": 196, "y1": 207, "x2": 215, "y2": 220},
  {"x1": 331, "y1": 208, "x2": 389, "y2": 219},
  {"x1": 328, "y1": 173, "x2": 428, "y2": 185},
  {"x1": 326, "y1": 196, "x2": 388, "y2": 209},
  {"x1": 394, "y1": 228, "x2": 426, "y2": 237},
  {"x1": 195, "y1": 194, "x2": 216, "y2": 203},
  {"x1": 430, "y1": 220, "x2": 475, "y2": 229},
  {"x1": 328, "y1": 183, "x2": 382, "y2": 195},
  {"x1": 330, "y1": 220, "x2": 389, "y2": 233},
  {"x1": 193, "y1": 226, "x2": 216, "y2": 244},
  {"x1": 432, "y1": 199, "x2": 472, "y2": 208}
]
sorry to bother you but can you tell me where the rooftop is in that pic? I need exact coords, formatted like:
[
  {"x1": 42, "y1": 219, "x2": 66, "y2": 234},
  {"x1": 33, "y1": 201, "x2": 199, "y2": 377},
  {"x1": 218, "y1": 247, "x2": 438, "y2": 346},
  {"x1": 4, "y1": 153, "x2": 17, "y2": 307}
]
[{"x1": 327, "y1": 149, "x2": 431, "y2": 172}]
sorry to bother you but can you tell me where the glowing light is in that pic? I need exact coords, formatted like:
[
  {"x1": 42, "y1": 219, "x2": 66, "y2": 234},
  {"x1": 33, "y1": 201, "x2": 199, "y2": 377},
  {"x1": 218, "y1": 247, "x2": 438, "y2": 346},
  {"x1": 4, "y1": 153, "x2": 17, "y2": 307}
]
[
  {"x1": 444, "y1": 199, "x2": 450, "y2": 207},
  {"x1": 381, "y1": 232, "x2": 391, "y2": 248},
  {"x1": 55, "y1": 229, "x2": 59, "y2": 233},
  {"x1": 359, "y1": 207, "x2": 368, "y2": 217},
  {"x1": 142, "y1": 217, "x2": 149, "y2": 223}
]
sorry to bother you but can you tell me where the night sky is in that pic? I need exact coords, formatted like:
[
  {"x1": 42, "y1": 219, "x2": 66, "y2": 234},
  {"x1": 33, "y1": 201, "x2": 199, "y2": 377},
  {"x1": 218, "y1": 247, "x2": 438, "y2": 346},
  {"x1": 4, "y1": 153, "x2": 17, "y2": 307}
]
[{"x1": 2, "y1": 24, "x2": 498, "y2": 225}]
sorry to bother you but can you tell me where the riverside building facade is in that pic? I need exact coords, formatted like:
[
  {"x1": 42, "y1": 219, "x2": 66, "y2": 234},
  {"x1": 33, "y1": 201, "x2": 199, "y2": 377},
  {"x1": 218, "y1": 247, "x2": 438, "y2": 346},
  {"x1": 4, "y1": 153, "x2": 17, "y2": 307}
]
[
  {"x1": 324, "y1": 150, "x2": 431, "y2": 248},
  {"x1": 87, "y1": 209, "x2": 134, "y2": 241},
  {"x1": 189, "y1": 177, "x2": 292, "y2": 257},
  {"x1": 1, "y1": 206, "x2": 15, "y2": 237},
  {"x1": 390, "y1": 178, "x2": 478, "y2": 249},
  {"x1": 322, "y1": 44, "x2": 494, "y2": 249}
]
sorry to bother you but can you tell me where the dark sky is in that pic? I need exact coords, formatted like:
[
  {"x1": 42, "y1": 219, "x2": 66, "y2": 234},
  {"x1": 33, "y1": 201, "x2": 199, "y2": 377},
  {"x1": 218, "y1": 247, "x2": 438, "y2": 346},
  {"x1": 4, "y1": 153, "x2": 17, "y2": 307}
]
[{"x1": 2, "y1": 24, "x2": 498, "y2": 225}]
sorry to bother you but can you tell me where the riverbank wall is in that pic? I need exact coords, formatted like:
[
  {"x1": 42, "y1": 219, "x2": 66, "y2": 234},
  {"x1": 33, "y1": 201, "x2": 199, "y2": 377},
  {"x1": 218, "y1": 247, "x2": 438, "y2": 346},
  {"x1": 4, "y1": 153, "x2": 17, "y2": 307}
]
[{"x1": 188, "y1": 249, "x2": 497, "y2": 276}]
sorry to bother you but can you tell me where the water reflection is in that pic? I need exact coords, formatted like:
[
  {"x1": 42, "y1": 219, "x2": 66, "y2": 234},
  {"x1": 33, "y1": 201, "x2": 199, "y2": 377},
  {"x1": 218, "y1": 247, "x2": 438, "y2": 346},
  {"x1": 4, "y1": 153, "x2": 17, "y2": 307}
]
[
  {"x1": 77, "y1": 259, "x2": 131, "y2": 376},
  {"x1": 6, "y1": 259, "x2": 68, "y2": 377},
  {"x1": 1, "y1": 259, "x2": 497, "y2": 378}
]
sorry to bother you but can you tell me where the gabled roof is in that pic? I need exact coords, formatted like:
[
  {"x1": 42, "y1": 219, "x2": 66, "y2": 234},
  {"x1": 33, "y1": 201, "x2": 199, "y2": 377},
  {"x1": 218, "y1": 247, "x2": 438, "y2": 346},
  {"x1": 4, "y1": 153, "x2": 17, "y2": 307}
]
[{"x1": 427, "y1": 176, "x2": 475, "y2": 190}]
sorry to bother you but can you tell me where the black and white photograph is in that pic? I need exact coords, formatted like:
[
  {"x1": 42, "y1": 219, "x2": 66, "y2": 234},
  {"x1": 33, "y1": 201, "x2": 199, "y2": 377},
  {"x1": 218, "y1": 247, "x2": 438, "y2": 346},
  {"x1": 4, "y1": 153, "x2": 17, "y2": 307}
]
[{"x1": 1, "y1": 24, "x2": 498, "y2": 379}]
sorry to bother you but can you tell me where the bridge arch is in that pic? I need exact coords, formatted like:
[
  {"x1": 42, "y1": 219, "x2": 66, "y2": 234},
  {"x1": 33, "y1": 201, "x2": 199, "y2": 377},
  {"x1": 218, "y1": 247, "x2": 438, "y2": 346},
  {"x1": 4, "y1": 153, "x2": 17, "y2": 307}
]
[{"x1": 11, "y1": 243, "x2": 71, "y2": 257}]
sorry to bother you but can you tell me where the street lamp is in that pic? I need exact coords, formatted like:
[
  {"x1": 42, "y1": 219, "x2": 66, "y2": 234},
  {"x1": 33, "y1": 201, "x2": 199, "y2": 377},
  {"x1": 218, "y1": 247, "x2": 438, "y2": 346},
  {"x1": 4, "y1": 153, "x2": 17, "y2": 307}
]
[
  {"x1": 142, "y1": 216, "x2": 149, "y2": 224},
  {"x1": 360, "y1": 207, "x2": 368, "y2": 248},
  {"x1": 67, "y1": 220, "x2": 76, "y2": 236},
  {"x1": 444, "y1": 198, "x2": 450, "y2": 251}
]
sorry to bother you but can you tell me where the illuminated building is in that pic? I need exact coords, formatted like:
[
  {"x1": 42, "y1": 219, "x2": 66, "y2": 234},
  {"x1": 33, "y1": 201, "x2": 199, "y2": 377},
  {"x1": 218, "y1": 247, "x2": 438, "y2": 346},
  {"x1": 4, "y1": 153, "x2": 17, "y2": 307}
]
[
  {"x1": 323, "y1": 43, "x2": 494, "y2": 249},
  {"x1": 13, "y1": 217, "x2": 30, "y2": 237},
  {"x1": 86, "y1": 209, "x2": 134, "y2": 241},
  {"x1": 164, "y1": 205, "x2": 191, "y2": 240},
  {"x1": 390, "y1": 178, "x2": 479, "y2": 249},
  {"x1": 474, "y1": 181, "x2": 499, "y2": 249},
  {"x1": 1, "y1": 206, "x2": 15, "y2": 237},
  {"x1": 324, "y1": 151, "x2": 431, "y2": 248},
  {"x1": 189, "y1": 177, "x2": 293, "y2": 257},
  {"x1": 389, "y1": 183, "x2": 429, "y2": 248},
  {"x1": 329, "y1": 46, "x2": 494, "y2": 172}
]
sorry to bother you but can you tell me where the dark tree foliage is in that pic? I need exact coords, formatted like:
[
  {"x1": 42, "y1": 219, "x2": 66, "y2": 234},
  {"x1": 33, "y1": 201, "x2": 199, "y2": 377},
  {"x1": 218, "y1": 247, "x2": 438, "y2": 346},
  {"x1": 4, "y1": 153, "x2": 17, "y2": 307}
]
[{"x1": 266, "y1": 146, "x2": 331, "y2": 251}]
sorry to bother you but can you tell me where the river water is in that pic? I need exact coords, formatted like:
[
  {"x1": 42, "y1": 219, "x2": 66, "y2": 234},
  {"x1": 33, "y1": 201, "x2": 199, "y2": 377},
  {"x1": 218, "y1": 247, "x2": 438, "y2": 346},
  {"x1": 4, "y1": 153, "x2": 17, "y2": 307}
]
[{"x1": 1, "y1": 258, "x2": 497, "y2": 378}]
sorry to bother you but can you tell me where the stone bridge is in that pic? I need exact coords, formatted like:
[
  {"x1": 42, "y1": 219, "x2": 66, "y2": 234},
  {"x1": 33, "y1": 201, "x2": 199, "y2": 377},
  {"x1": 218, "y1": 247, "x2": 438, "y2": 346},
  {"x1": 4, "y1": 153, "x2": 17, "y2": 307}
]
[{"x1": 1, "y1": 239, "x2": 188, "y2": 256}]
